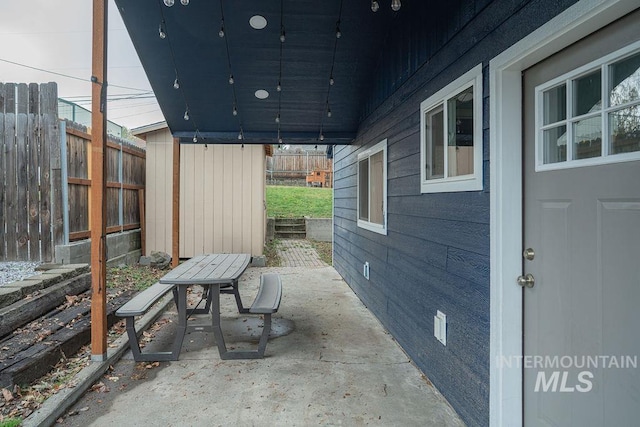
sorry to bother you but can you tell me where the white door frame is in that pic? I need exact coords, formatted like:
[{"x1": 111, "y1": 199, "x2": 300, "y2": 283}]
[{"x1": 488, "y1": 0, "x2": 638, "y2": 424}]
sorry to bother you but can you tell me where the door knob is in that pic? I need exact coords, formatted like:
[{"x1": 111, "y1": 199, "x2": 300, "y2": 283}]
[
  {"x1": 517, "y1": 273, "x2": 535, "y2": 288},
  {"x1": 523, "y1": 248, "x2": 535, "y2": 261}
]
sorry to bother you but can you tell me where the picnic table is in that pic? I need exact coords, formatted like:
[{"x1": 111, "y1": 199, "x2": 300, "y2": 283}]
[{"x1": 117, "y1": 253, "x2": 282, "y2": 361}]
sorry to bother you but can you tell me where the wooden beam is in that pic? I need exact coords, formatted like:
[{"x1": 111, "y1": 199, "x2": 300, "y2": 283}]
[
  {"x1": 90, "y1": 0, "x2": 108, "y2": 361},
  {"x1": 172, "y1": 138, "x2": 180, "y2": 268}
]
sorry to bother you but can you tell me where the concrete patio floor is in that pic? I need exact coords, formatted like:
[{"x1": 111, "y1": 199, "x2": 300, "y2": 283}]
[{"x1": 50, "y1": 265, "x2": 465, "y2": 426}]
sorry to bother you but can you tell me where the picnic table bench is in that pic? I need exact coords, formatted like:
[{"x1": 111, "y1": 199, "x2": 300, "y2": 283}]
[{"x1": 116, "y1": 254, "x2": 282, "y2": 361}]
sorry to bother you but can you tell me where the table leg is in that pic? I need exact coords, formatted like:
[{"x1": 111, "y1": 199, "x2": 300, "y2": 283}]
[
  {"x1": 209, "y1": 284, "x2": 229, "y2": 358},
  {"x1": 170, "y1": 285, "x2": 188, "y2": 358}
]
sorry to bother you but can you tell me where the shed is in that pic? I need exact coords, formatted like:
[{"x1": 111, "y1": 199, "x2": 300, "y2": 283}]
[{"x1": 133, "y1": 122, "x2": 272, "y2": 258}]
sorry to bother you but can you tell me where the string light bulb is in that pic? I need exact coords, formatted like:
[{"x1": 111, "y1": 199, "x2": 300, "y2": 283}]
[
  {"x1": 232, "y1": 105, "x2": 238, "y2": 116},
  {"x1": 238, "y1": 129, "x2": 244, "y2": 140},
  {"x1": 335, "y1": 21, "x2": 341, "y2": 39},
  {"x1": 193, "y1": 135, "x2": 197, "y2": 143},
  {"x1": 173, "y1": 78, "x2": 180, "y2": 89},
  {"x1": 371, "y1": 0, "x2": 380, "y2": 12},
  {"x1": 183, "y1": 110, "x2": 189, "y2": 121},
  {"x1": 163, "y1": 0, "x2": 174, "y2": 6},
  {"x1": 180, "y1": 0, "x2": 189, "y2": 5},
  {"x1": 228, "y1": 74, "x2": 234, "y2": 85},
  {"x1": 159, "y1": 23, "x2": 166, "y2": 39},
  {"x1": 391, "y1": 0, "x2": 401, "y2": 11},
  {"x1": 327, "y1": 106, "x2": 332, "y2": 118},
  {"x1": 275, "y1": 113, "x2": 280, "y2": 124},
  {"x1": 319, "y1": 133, "x2": 325, "y2": 141},
  {"x1": 218, "y1": 21, "x2": 225, "y2": 38},
  {"x1": 280, "y1": 27, "x2": 286, "y2": 43},
  {"x1": 277, "y1": 81, "x2": 282, "y2": 92},
  {"x1": 329, "y1": 76, "x2": 335, "y2": 86}
]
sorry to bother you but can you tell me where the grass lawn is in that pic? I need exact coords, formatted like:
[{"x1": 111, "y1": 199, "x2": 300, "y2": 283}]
[{"x1": 266, "y1": 185, "x2": 332, "y2": 218}]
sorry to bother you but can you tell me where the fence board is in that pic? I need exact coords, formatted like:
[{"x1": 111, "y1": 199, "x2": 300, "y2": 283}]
[
  {"x1": 4, "y1": 83, "x2": 17, "y2": 260},
  {"x1": 50, "y1": 121, "x2": 63, "y2": 250},
  {"x1": 0, "y1": 83, "x2": 5, "y2": 260},
  {"x1": 67, "y1": 134, "x2": 89, "y2": 179},
  {"x1": 27, "y1": 83, "x2": 41, "y2": 259},
  {"x1": 68, "y1": 183, "x2": 89, "y2": 236},
  {"x1": 16, "y1": 102, "x2": 29, "y2": 260},
  {"x1": 107, "y1": 188, "x2": 119, "y2": 228}
]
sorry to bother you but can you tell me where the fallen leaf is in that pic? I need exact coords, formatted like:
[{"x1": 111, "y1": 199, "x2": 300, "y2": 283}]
[
  {"x1": 2, "y1": 388, "x2": 14, "y2": 402},
  {"x1": 145, "y1": 361, "x2": 160, "y2": 369}
]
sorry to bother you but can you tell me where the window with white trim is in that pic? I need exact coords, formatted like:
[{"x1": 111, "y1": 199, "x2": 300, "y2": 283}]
[
  {"x1": 536, "y1": 42, "x2": 640, "y2": 171},
  {"x1": 420, "y1": 64, "x2": 483, "y2": 193},
  {"x1": 357, "y1": 139, "x2": 387, "y2": 235}
]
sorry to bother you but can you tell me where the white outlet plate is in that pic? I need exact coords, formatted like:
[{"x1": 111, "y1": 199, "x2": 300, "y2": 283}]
[
  {"x1": 434, "y1": 310, "x2": 447, "y2": 346},
  {"x1": 363, "y1": 262, "x2": 370, "y2": 280}
]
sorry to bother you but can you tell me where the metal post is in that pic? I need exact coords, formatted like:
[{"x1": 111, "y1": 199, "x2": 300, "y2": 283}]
[{"x1": 59, "y1": 121, "x2": 69, "y2": 244}]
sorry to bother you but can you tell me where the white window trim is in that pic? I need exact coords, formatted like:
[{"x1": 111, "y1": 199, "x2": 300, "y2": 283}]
[
  {"x1": 420, "y1": 64, "x2": 484, "y2": 193},
  {"x1": 357, "y1": 139, "x2": 387, "y2": 235},
  {"x1": 535, "y1": 40, "x2": 640, "y2": 171}
]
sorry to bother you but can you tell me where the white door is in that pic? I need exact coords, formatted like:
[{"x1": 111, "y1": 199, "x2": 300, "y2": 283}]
[{"x1": 522, "y1": 9, "x2": 640, "y2": 426}]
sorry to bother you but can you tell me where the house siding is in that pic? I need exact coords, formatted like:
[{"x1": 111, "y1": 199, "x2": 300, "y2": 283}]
[{"x1": 333, "y1": 0, "x2": 578, "y2": 425}]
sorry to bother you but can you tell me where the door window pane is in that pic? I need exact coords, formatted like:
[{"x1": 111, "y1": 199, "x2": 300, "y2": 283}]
[
  {"x1": 609, "y1": 52, "x2": 640, "y2": 107},
  {"x1": 572, "y1": 116, "x2": 602, "y2": 159},
  {"x1": 573, "y1": 71, "x2": 601, "y2": 116},
  {"x1": 609, "y1": 106, "x2": 640, "y2": 154},
  {"x1": 543, "y1": 125, "x2": 567, "y2": 164},
  {"x1": 543, "y1": 84, "x2": 566, "y2": 125},
  {"x1": 426, "y1": 105, "x2": 444, "y2": 179},
  {"x1": 358, "y1": 158, "x2": 369, "y2": 221}
]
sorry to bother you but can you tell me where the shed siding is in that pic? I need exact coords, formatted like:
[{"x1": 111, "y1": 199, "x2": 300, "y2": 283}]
[
  {"x1": 145, "y1": 130, "x2": 173, "y2": 254},
  {"x1": 144, "y1": 127, "x2": 266, "y2": 257},
  {"x1": 333, "y1": 0, "x2": 578, "y2": 425}
]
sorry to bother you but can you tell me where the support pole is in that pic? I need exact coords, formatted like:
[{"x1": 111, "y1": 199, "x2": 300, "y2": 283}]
[
  {"x1": 90, "y1": 0, "x2": 108, "y2": 361},
  {"x1": 171, "y1": 137, "x2": 180, "y2": 268}
]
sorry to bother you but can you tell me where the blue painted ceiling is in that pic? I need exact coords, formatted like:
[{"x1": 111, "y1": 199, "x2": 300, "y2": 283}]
[{"x1": 114, "y1": 0, "x2": 401, "y2": 145}]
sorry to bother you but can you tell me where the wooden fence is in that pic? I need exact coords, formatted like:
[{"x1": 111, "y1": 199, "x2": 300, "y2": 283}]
[
  {"x1": 0, "y1": 83, "x2": 61, "y2": 262},
  {"x1": 267, "y1": 151, "x2": 331, "y2": 179},
  {"x1": 0, "y1": 82, "x2": 145, "y2": 262},
  {"x1": 64, "y1": 122, "x2": 145, "y2": 241}
]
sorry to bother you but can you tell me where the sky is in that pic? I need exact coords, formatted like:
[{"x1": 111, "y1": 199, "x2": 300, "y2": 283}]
[{"x1": 0, "y1": 0, "x2": 165, "y2": 130}]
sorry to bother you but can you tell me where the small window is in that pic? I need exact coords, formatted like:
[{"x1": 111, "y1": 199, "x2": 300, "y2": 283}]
[
  {"x1": 420, "y1": 64, "x2": 483, "y2": 193},
  {"x1": 535, "y1": 43, "x2": 640, "y2": 171},
  {"x1": 357, "y1": 139, "x2": 387, "y2": 235}
]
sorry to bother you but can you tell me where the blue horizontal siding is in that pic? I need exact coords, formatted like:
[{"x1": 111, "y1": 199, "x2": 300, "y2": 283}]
[{"x1": 334, "y1": 0, "x2": 579, "y2": 425}]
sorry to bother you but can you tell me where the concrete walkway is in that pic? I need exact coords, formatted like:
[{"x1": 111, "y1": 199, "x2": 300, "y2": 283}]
[
  {"x1": 277, "y1": 239, "x2": 328, "y2": 268},
  {"x1": 47, "y1": 264, "x2": 464, "y2": 426}
]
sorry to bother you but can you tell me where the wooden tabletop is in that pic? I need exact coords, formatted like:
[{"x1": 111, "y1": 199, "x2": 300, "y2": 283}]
[{"x1": 159, "y1": 253, "x2": 251, "y2": 285}]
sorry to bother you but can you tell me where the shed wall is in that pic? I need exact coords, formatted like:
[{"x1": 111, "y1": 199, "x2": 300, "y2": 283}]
[
  {"x1": 145, "y1": 128, "x2": 266, "y2": 257},
  {"x1": 333, "y1": 0, "x2": 578, "y2": 425}
]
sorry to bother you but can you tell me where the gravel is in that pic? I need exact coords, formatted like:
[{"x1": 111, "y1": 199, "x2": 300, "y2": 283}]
[{"x1": 0, "y1": 261, "x2": 42, "y2": 286}]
